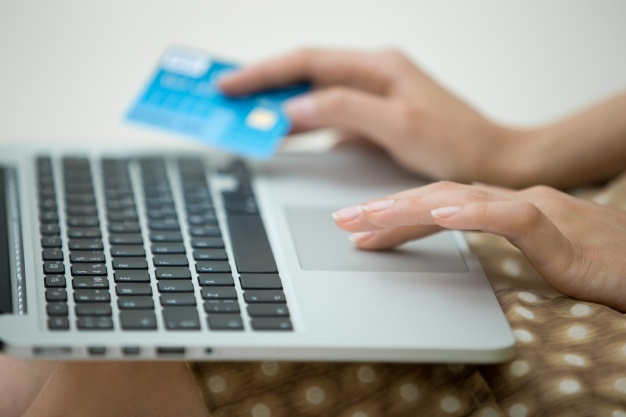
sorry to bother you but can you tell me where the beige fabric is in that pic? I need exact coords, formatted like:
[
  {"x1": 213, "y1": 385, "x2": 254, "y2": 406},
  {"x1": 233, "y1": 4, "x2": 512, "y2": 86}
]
[{"x1": 189, "y1": 173, "x2": 626, "y2": 416}]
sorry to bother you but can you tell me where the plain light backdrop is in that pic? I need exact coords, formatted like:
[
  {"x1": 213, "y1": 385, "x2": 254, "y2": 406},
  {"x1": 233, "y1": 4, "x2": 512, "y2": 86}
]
[{"x1": 1, "y1": 0, "x2": 625, "y2": 147}]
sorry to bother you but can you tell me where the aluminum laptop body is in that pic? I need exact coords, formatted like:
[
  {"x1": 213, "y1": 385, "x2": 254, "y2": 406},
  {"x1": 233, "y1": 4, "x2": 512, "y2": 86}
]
[{"x1": 0, "y1": 142, "x2": 515, "y2": 362}]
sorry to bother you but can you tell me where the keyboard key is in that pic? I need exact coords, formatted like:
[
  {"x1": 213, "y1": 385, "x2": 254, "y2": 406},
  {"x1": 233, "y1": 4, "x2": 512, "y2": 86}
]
[
  {"x1": 148, "y1": 219, "x2": 180, "y2": 231},
  {"x1": 46, "y1": 288, "x2": 67, "y2": 301},
  {"x1": 47, "y1": 302, "x2": 69, "y2": 316},
  {"x1": 197, "y1": 273, "x2": 234, "y2": 286},
  {"x1": 66, "y1": 216, "x2": 99, "y2": 227},
  {"x1": 75, "y1": 303, "x2": 112, "y2": 316},
  {"x1": 150, "y1": 231, "x2": 183, "y2": 242},
  {"x1": 250, "y1": 317, "x2": 293, "y2": 331},
  {"x1": 109, "y1": 233, "x2": 143, "y2": 245},
  {"x1": 155, "y1": 267, "x2": 191, "y2": 280},
  {"x1": 41, "y1": 236, "x2": 62, "y2": 248},
  {"x1": 108, "y1": 221, "x2": 141, "y2": 233},
  {"x1": 227, "y1": 215, "x2": 277, "y2": 273},
  {"x1": 153, "y1": 254, "x2": 189, "y2": 267},
  {"x1": 118, "y1": 296, "x2": 154, "y2": 310},
  {"x1": 114, "y1": 270, "x2": 150, "y2": 283},
  {"x1": 120, "y1": 310, "x2": 157, "y2": 330},
  {"x1": 69, "y1": 239, "x2": 103, "y2": 250},
  {"x1": 201, "y1": 287, "x2": 238, "y2": 300},
  {"x1": 74, "y1": 289, "x2": 110, "y2": 303},
  {"x1": 203, "y1": 300, "x2": 240, "y2": 314},
  {"x1": 40, "y1": 224, "x2": 61, "y2": 235},
  {"x1": 42, "y1": 248, "x2": 63, "y2": 261},
  {"x1": 73, "y1": 276, "x2": 109, "y2": 289},
  {"x1": 116, "y1": 283, "x2": 152, "y2": 296},
  {"x1": 207, "y1": 314, "x2": 244, "y2": 330},
  {"x1": 160, "y1": 293, "x2": 197, "y2": 306},
  {"x1": 113, "y1": 258, "x2": 149, "y2": 270},
  {"x1": 77, "y1": 317, "x2": 114, "y2": 330},
  {"x1": 247, "y1": 303, "x2": 290, "y2": 317},
  {"x1": 158, "y1": 280, "x2": 194, "y2": 292},
  {"x1": 70, "y1": 251, "x2": 105, "y2": 263},
  {"x1": 193, "y1": 249, "x2": 227, "y2": 261},
  {"x1": 191, "y1": 237, "x2": 224, "y2": 249},
  {"x1": 195, "y1": 261, "x2": 231, "y2": 273},
  {"x1": 162, "y1": 307, "x2": 200, "y2": 330},
  {"x1": 110, "y1": 245, "x2": 145, "y2": 257},
  {"x1": 44, "y1": 275, "x2": 66, "y2": 288},
  {"x1": 188, "y1": 225, "x2": 221, "y2": 237},
  {"x1": 244, "y1": 290, "x2": 286, "y2": 303},
  {"x1": 48, "y1": 317, "x2": 70, "y2": 330},
  {"x1": 151, "y1": 243, "x2": 186, "y2": 254},
  {"x1": 240, "y1": 274, "x2": 282, "y2": 289},
  {"x1": 67, "y1": 227, "x2": 101, "y2": 239},
  {"x1": 71, "y1": 264, "x2": 107, "y2": 276},
  {"x1": 43, "y1": 261, "x2": 65, "y2": 274}
]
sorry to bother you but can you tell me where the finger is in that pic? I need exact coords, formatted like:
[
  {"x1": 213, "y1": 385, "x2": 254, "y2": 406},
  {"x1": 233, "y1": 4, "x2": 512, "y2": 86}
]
[
  {"x1": 349, "y1": 225, "x2": 441, "y2": 250},
  {"x1": 218, "y1": 49, "x2": 391, "y2": 96},
  {"x1": 332, "y1": 182, "x2": 492, "y2": 232},
  {"x1": 284, "y1": 87, "x2": 405, "y2": 142},
  {"x1": 431, "y1": 200, "x2": 575, "y2": 272}
]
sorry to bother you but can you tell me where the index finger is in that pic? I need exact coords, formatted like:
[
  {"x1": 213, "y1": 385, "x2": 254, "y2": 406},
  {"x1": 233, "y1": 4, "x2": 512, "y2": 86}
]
[{"x1": 218, "y1": 49, "x2": 392, "y2": 96}]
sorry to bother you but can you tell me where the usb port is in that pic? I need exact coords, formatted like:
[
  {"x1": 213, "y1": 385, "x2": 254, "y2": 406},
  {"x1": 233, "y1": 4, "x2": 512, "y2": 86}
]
[{"x1": 157, "y1": 347, "x2": 185, "y2": 356}]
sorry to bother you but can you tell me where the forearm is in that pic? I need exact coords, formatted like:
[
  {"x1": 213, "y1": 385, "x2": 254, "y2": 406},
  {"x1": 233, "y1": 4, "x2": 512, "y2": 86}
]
[{"x1": 498, "y1": 91, "x2": 626, "y2": 189}]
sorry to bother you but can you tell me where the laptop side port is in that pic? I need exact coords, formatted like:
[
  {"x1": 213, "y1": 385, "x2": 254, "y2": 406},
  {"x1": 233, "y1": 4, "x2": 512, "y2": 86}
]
[
  {"x1": 88, "y1": 346, "x2": 107, "y2": 356},
  {"x1": 157, "y1": 347, "x2": 185, "y2": 356},
  {"x1": 33, "y1": 346, "x2": 72, "y2": 357}
]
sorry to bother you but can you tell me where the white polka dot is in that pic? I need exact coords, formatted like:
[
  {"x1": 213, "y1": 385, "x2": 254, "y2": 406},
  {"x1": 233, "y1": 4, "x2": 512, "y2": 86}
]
[
  {"x1": 559, "y1": 379, "x2": 581, "y2": 394},
  {"x1": 352, "y1": 412, "x2": 369, "y2": 417},
  {"x1": 615, "y1": 378, "x2": 626, "y2": 394},
  {"x1": 570, "y1": 304, "x2": 591, "y2": 317},
  {"x1": 306, "y1": 386, "x2": 325, "y2": 404},
  {"x1": 480, "y1": 408, "x2": 500, "y2": 417},
  {"x1": 207, "y1": 375, "x2": 226, "y2": 393},
  {"x1": 518, "y1": 292, "x2": 537, "y2": 303},
  {"x1": 251, "y1": 403, "x2": 271, "y2": 417},
  {"x1": 399, "y1": 383, "x2": 419, "y2": 402},
  {"x1": 567, "y1": 325, "x2": 588, "y2": 340},
  {"x1": 501, "y1": 258, "x2": 521, "y2": 277},
  {"x1": 515, "y1": 306, "x2": 535, "y2": 320},
  {"x1": 508, "y1": 403, "x2": 528, "y2": 417},
  {"x1": 612, "y1": 410, "x2": 626, "y2": 417},
  {"x1": 510, "y1": 360, "x2": 530, "y2": 377},
  {"x1": 564, "y1": 354, "x2": 586, "y2": 367},
  {"x1": 440, "y1": 396, "x2": 461, "y2": 413},
  {"x1": 357, "y1": 366, "x2": 376, "y2": 383},
  {"x1": 513, "y1": 329, "x2": 534, "y2": 343},
  {"x1": 260, "y1": 361, "x2": 279, "y2": 376}
]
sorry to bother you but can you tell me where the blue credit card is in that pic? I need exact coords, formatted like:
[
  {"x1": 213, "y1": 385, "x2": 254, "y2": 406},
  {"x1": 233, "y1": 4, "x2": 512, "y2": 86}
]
[{"x1": 125, "y1": 46, "x2": 310, "y2": 159}]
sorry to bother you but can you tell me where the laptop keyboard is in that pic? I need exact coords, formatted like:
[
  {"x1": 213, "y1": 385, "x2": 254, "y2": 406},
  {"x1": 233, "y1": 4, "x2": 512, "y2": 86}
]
[{"x1": 36, "y1": 155, "x2": 292, "y2": 332}]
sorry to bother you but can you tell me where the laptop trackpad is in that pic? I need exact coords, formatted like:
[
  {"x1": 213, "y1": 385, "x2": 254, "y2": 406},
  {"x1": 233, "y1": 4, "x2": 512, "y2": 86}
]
[{"x1": 286, "y1": 207, "x2": 468, "y2": 273}]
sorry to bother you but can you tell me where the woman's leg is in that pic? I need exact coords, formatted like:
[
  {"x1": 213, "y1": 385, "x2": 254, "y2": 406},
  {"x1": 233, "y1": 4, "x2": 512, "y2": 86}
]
[
  {"x1": 0, "y1": 354, "x2": 58, "y2": 417},
  {"x1": 23, "y1": 361, "x2": 210, "y2": 417}
]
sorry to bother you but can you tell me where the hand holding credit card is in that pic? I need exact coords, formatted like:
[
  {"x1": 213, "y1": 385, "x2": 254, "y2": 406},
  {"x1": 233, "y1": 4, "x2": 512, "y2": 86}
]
[{"x1": 126, "y1": 46, "x2": 310, "y2": 159}]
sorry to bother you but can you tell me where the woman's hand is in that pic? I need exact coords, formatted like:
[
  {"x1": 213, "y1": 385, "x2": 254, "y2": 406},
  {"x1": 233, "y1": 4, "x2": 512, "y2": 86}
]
[
  {"x1": 332, "y1": 181, "x2": 626, "y2": 312},
  {"x1": 219, "y1": 48, "x2": 532, "y2": 186}
]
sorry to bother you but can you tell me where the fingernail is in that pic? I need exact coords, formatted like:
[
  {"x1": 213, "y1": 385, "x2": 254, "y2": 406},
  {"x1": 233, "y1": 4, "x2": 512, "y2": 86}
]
[
  {"x1": 431, "y1": 206, "x2": 461, "y2": 219},
  {"x1": 284, "y1": 95, "x2": 314, "y2": 120},
  {"x1": 349, "y1": 231, "x2": 375, "y2": 243},
  {"x1": 332, "y1": 205, "x2": 362, "y2": 222},
  {"x1": 363, "y1": 199, "x2": 394, "y2": 213}
]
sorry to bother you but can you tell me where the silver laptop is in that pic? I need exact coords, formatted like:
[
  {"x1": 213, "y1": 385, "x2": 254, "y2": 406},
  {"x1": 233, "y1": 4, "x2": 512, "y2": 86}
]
[{"x1": 0, "y1": 142, "x2": 515, "y2": 362}]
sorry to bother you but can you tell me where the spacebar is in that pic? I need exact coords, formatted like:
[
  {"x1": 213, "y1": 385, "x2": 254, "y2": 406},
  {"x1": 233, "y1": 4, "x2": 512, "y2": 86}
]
[{"x1": 227, "y1": 215, "x2": 278, "y2": 273}]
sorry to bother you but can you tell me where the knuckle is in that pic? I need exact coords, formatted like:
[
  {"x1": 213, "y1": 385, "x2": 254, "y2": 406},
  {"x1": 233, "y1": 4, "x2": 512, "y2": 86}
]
[
  {"x1": 323, "y1": 87, "x2": 353, "y2": 110},
  {"x1": 378, "y1": 48, "x2": 411, "y2": 73},
  {"x1": 525, "y1": 185, "x2": 556, "y2": 196},
  {"x1": 516, "y1": 201, "x2": 543, "y2": 227}
]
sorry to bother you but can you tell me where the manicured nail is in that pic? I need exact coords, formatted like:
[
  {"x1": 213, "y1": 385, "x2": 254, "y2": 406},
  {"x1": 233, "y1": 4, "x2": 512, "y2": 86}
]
[
  {"x1": 332, "y1": 205, "x2": 362, "y2": 222},
  {"x1": 431, "y1": 206, "x2": 461, "y2": 219},
  {"x1": 363, "y1": 199, "x2": 394, "y2": 213},
  {"x1": 284, "y1": 95, "x2": 315, "y2": 120},
  {"x1": 349, "y1": 231, "x2": 375, "y2": 243}
]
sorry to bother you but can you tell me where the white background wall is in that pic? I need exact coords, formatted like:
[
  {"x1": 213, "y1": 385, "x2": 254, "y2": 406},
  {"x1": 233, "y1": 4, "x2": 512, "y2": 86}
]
[{"x1": 1, "y1": 0, "x2": 625, "y2": 146}]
